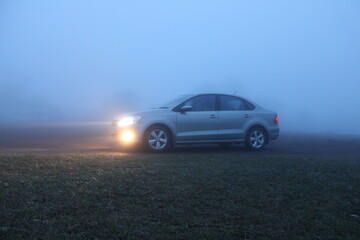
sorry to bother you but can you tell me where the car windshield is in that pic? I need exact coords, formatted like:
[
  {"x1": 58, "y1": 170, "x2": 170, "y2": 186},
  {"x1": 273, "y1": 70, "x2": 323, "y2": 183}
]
[{"x1": 159, "y1": 94, "x2": 194, "y2": 109}]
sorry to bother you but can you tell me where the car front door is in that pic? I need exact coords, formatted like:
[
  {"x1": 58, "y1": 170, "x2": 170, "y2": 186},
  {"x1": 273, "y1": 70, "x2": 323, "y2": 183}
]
[
  {"x1": 175, "y1": 95, "x2": 218, "y2": 142},
  {"x1": 218, "y1": 95, "x2": 254, "y2": 140}
]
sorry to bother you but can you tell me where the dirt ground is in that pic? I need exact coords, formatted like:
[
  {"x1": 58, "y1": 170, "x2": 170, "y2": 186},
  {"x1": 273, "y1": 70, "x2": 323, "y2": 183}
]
[{"x1": 0, "y1": 123, "x2": 360, "y2": 156}]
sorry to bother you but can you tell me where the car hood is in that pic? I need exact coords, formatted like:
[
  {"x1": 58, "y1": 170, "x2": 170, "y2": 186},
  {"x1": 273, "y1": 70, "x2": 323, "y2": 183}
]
[{"x1": 114, "y1": 108, "x2": 168, "y2": 119}]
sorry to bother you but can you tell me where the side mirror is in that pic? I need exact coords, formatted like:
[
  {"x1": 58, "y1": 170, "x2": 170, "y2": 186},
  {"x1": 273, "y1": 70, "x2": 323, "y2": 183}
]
[{"x1": 180, "y1": 105, "x2": 192, "y2": 112}]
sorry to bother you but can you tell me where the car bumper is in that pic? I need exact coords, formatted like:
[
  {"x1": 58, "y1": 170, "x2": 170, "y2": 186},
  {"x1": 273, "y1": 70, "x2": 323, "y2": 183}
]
[
  {"x1": 111, "y1": 127, "x2": 141, "y2": 145},
  {"x1": 268, "y1": 127, "x2": 280, "y2": 140}
]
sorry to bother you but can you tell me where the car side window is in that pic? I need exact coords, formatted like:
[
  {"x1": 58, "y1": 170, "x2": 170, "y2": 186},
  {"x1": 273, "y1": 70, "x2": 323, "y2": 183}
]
[
  {"x1": 220, "y1": 96, "x2": 254, "y2": 111},
  {"x1": 183, "y1": 95, "x2": 216, "y2": 111}
]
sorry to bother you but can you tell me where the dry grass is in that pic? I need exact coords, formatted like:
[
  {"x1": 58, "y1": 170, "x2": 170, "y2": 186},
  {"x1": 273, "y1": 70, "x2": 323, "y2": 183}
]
[{"x1": 1, "y1": 153, "x2": 360, "y2": 239}]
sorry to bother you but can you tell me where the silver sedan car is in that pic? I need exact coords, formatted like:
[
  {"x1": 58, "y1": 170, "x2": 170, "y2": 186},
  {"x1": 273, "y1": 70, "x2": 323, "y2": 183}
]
[{"x1": 111, "y1": 93, "x2": 279, "y2": 152}]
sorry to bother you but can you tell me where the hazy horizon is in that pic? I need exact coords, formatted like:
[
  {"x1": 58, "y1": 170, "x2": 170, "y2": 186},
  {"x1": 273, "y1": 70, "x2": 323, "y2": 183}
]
[{"x1": 1, "y1": 0, "x2": 359, "y2": 134}]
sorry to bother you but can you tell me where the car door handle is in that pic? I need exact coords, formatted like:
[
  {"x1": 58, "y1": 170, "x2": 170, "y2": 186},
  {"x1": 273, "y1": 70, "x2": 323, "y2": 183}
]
[
  {"x1": 209, "y1": 114, "x2": 217, "y2": 119},
  {"x1": 244, "y1": 114, "x2": 250, "y2": 118}
]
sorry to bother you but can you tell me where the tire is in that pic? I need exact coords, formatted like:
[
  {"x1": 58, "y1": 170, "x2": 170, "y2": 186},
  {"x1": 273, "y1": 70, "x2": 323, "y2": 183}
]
[
  {"x1": 143, "y1": 125, "x2": 172, "y2": 152},
  {"x1": 245, "y1": 127, "x2": 267, "y2": 151}
]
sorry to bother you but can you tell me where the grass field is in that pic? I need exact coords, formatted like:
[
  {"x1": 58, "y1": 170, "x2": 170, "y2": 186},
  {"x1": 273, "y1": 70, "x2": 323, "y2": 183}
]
[{"x1": 1, "y1": 153, "x2": 360, "y2": 239}]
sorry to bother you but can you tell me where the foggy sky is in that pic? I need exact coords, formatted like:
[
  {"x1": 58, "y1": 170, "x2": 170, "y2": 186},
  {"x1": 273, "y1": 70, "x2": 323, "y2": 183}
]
[{"x1": 1, "y1": 0, "x2": 360, "y2": 134}]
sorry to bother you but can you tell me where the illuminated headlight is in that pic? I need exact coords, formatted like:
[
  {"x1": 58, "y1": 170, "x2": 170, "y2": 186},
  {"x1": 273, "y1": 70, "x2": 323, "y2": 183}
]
[{"x1": 118, "y1": 116, "x2": 141, "y2": 127}]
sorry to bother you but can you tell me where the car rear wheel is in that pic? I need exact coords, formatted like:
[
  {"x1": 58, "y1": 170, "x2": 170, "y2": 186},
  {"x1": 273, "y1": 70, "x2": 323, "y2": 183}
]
[
  {"x1": 143, "y1": 126, "x2": 172, "y2": 152},
  {"x1": 245, "y1": 127, "x2": 266, "y2": 151}
]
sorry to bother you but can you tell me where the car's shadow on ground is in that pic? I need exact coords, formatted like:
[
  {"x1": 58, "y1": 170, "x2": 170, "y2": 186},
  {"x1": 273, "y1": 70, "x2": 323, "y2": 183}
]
[{"x1": 102, "y1": 144, "x2": 280, "y2": 155}]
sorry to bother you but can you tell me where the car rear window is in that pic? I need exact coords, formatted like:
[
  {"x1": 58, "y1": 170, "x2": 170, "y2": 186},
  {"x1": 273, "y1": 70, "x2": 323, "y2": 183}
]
[{"x1": 220, "y1": 95, "x2": 255, "y2": 111}]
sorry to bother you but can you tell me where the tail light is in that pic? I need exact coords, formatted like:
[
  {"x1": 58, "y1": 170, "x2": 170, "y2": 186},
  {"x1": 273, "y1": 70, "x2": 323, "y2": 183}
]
[{"x1": 274, "y1": 115, "x2": 279, "y2": 124}]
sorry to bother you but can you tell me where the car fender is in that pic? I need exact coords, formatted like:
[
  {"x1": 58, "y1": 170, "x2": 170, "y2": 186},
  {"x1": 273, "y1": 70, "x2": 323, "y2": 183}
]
[
  {"x1": 138, "y1": 119, "x2": 177, "y2": 141},
  {"x1": 244, "y1": 119, "x2": 270, "y2": 137}
]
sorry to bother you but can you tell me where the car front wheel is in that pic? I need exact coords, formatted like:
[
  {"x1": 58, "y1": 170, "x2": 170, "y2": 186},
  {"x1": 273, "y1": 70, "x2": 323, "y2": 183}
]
[
  {"x1": 143, "y1": 126, "x2": 172, "y2": 152},
  {"x1": 245, "y1": 127, "x2": 266, "y2": 151}
]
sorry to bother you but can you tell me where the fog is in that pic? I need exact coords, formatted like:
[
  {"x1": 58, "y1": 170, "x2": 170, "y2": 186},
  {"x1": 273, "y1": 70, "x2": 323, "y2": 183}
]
[{"x1": 1, "y1": 0, "x2": 359, "y2": 134}]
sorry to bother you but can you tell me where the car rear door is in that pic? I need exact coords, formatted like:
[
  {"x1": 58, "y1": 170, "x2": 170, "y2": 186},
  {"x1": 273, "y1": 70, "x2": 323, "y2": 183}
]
[
  {"x1": 218, "y1": 95, "x2": 254, "y2": 140},
  {"x1": 175, "y1": 95, "x2": 218, "y2": 142}
]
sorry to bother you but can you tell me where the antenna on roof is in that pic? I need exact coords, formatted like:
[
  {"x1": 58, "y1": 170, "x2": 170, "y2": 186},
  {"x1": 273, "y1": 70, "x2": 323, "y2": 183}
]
[{"x1": 233, "y1": 90, "x2": 237, "y2": 95}]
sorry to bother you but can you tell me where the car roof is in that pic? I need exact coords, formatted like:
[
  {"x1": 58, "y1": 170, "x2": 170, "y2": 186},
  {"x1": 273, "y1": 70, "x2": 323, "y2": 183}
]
[{"x1": 189, "y1": 93, "x2": 249, "y2": 100}]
